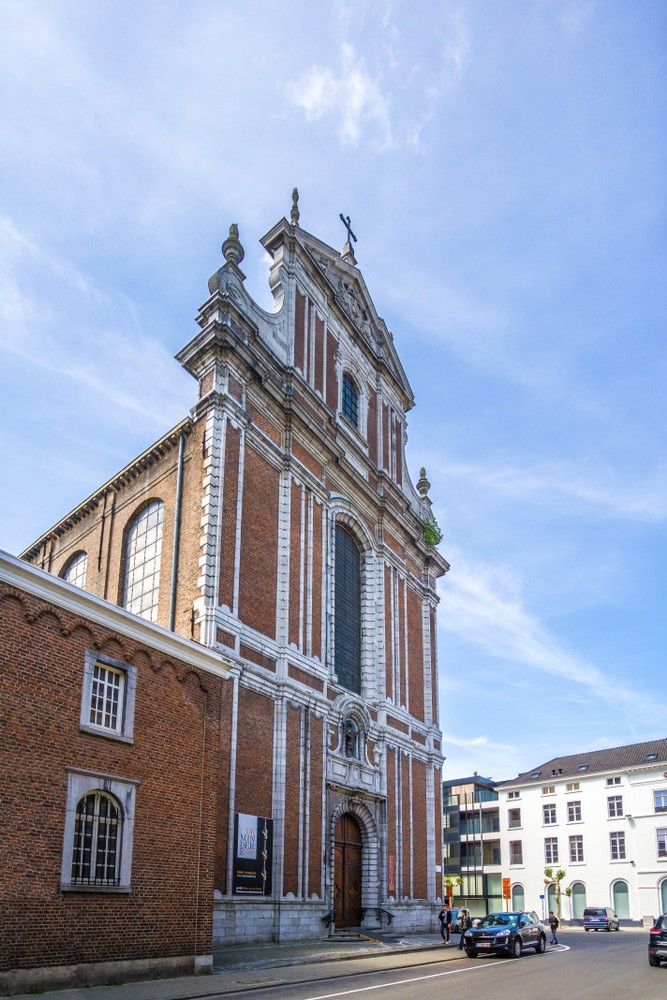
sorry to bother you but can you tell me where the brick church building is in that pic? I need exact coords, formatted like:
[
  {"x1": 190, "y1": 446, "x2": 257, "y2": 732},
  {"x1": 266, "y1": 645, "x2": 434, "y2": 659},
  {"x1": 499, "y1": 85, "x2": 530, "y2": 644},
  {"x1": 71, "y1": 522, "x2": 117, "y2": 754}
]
[{"x1": 2, "y1": 193, "x2": 448, "y2": 992}]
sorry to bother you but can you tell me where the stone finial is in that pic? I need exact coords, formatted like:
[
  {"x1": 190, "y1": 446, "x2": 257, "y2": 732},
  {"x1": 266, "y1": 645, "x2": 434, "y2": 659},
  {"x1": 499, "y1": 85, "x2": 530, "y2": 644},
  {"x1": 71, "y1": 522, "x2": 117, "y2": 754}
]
[
  {"x1": 417, "y1": 467, "x2": 431, "y2": 499},
  {"x1": 291, "y1": 188, "x2": 300, "y2": 226},
  {"x1": 222, "y1": 223, "x2": 245, "y2": 267}
]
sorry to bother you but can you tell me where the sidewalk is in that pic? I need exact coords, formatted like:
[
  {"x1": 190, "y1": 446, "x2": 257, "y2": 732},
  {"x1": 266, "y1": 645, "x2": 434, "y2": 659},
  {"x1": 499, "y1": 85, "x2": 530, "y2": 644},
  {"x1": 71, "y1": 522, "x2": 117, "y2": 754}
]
[{"x1": 9, "y1": 934, "x2": 462, "y2": 1000}]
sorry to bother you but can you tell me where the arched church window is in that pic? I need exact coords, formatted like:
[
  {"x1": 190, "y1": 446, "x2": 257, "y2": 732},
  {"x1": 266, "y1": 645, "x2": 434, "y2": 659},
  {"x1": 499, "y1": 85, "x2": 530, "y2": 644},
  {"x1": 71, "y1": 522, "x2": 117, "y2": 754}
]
[
  {"x1": 61, "y1": 551, "x2": 88, "y2": 589},
  {"x1": 334, "y1": 524, "x2": 361, "y2": 694},
  {"x1": 341, "y1": 372, "x2": 359, "y2": 429},
  {"x1": 121, "y1": 500, "x2": 164, "y2": 623}
]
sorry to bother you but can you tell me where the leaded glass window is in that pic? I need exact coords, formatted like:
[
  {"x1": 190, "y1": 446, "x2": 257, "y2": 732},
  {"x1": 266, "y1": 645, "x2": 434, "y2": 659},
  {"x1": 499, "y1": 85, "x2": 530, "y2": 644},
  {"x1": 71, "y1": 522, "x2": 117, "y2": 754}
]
[
  {"x1": 334, "y1": 524, "x2": 361, "y2": 694},
  {"x1": 122, "y1": 500, "x2": 164, "y2": 622},
  {"x1": 71, "y1": 792, "x2": 122, "y2": 886},
  {"x1": 62, "y1": 551, "x2": 88, "y2": 588},
  {"x1": 341, "y1": 373, "x2": 359, "y2": 429}
]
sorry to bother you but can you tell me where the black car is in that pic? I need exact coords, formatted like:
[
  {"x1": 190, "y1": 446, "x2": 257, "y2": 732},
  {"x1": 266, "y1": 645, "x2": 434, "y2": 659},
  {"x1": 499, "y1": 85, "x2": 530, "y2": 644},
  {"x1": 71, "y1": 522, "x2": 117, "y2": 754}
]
[
  {"x1": 463, "y1": 911, "x2": 547, "y2": 959},
  {"x1": 648, "y1": 913, "x2": 667, "y2": 967}
]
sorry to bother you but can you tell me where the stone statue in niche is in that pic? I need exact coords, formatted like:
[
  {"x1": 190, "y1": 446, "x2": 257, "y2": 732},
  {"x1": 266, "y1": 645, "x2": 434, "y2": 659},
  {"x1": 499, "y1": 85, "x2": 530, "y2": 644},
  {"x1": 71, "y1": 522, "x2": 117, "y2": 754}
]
[{"x1": 343, "y1": 718, "x2": 359, "y2": 759}]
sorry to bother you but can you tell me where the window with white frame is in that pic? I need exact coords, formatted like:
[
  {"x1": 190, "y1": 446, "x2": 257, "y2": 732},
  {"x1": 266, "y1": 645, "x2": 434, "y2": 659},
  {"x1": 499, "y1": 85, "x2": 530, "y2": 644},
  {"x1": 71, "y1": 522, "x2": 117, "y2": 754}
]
[
  {"x1": 508, "y1": 807, "x2": 521, "y2": 829},
  {"x1": 542, "y1": 785, "x2": 555, "y2": 795},
  {"x1": 61, "y1": 551, "x2": 88, "y2": 589},
  {"x1": 658, "y1": 828, "x2": 667, "y2": 859},
  {"x1": 654, "y1": 790, "x2": 667, "y2": 813},
  {"x1": 121, "y1": 500, "x2": 164, "y2": 622},
  {"x1": 61, "y1": 769, "x2": 137, "y2": 892},
  {"x1": 508, "y1": 791, "x2": 520, "y2": 800},
  {"x1": 606, "y1": 776, "x2": 621, "y2": 786},
  {"x1": 510, "y1": 840, "x2": 523, "y2": 865},
  {"x1": 608, "y1": 795, "x2": 624, "y2": 818},
  {"x1": 569, "y1": 834, "x2": 584, "y2": 863},
  {"x1": 80, "y1": 651, "x2": 136, "y2": 743},
  {"x1": 568, "y1": 800, "x2": 582, "y2": 823},
  {"x1": 610, "y1": 831, "x2": 626, "y2": 860},
  {"x1": 566, "y1": 782, "x2": 580, "y2": 792},
  {"x1": 543, "y1": 803, "x2": 557, "y2": 825},
  {"x1": 544, "y1": 837, "x2": 559, "y2": 864}
]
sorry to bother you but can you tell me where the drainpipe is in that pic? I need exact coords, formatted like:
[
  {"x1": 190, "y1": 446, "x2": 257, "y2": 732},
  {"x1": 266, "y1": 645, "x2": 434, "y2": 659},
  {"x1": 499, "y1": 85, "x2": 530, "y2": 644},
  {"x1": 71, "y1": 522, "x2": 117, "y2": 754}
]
[{"x1": 169, "y1": 432, "x2": 185, "y2": 632}]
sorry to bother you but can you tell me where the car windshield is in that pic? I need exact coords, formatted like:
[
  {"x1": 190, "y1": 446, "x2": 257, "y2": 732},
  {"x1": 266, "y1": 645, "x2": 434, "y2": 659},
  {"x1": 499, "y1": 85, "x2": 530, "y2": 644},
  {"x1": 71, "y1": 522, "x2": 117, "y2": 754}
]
[{"x1": 478, "y1": 914, "x2": 516, "y2": 928}]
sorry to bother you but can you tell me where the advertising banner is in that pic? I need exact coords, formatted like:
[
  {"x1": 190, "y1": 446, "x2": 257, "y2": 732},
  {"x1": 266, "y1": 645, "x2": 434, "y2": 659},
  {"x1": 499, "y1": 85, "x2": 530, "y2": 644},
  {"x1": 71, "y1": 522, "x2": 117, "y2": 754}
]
[{"x1": 232, "y1": 813, "x2": 273, "y2": 895}]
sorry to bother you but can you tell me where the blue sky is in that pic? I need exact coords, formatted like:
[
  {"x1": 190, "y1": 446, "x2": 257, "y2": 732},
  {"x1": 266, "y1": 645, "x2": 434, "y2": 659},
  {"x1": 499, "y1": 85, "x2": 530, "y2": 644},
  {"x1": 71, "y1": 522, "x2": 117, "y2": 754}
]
[{"x1": 1, "y1": 0, "x2": 665, "y2": 780}]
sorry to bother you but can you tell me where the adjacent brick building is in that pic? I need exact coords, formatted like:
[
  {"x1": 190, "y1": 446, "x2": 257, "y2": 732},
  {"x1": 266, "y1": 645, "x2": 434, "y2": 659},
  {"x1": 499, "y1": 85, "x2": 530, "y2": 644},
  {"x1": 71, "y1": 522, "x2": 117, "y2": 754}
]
[{"x1": 5, "y1": 193, "x2": 449, "y2": 991}]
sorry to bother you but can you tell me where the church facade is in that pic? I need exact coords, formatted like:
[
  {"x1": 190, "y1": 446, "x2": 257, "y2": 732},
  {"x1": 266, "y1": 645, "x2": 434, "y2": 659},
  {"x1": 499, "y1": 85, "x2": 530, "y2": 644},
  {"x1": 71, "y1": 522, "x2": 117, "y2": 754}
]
[{"x1": 13, "y1": 193, "x2": 448, "y2": 982}]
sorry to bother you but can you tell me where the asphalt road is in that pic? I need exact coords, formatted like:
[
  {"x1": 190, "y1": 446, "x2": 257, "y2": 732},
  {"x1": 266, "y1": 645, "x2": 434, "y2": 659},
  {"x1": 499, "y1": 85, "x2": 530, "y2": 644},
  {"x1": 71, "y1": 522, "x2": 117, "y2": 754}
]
[{"x1": 215, "y1": 930, "x2": 664, "y2": 1000}]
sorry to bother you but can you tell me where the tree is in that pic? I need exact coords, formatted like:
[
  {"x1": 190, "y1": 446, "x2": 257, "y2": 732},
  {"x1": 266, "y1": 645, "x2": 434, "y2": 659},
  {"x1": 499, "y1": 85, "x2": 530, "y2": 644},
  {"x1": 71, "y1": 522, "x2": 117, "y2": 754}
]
[
  {"x1": 443, "y1": 875, "x2": 463, "y2": 904},
  {"x1": 544, "y1": 867, "x2": 572, "y2": 921}
]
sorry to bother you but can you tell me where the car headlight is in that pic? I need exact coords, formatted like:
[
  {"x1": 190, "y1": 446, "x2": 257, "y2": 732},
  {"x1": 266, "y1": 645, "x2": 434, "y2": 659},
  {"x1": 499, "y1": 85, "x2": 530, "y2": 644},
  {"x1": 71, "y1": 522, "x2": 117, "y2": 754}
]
[
  {"x1": 496, "y1": 932, "x2": 509, "y2": 940},
  {"x1": 464, "y1": 931, "x2": 473, "y2": 939}
]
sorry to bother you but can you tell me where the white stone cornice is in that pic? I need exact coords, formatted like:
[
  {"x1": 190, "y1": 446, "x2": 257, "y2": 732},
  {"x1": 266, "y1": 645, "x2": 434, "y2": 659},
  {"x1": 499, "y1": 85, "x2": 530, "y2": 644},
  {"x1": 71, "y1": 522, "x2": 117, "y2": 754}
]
[{"x1": 0, "y1": 551, "x2": 233, "y2": 681}]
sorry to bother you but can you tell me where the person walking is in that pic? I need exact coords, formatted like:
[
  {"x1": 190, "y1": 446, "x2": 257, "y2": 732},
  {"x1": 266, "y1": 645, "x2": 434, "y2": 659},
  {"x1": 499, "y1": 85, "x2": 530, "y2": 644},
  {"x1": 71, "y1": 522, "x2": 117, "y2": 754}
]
[
  {"x1": 549, "y1": 910, "x2": 559, "y2": 945},
  {"x1": 458, "y1": 908, "x2": 472, "y2": 950},
  {"x1": 438, "y1": 903, "x2": 452, "y2": 943}
]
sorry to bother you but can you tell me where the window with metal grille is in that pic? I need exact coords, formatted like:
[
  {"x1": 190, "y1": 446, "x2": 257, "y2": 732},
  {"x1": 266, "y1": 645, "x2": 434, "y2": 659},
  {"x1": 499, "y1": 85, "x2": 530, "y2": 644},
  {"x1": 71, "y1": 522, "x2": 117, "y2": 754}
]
[
  {"x1": 607, "y1": 795, "x2": 623, "y2": 818},
  {"x1": 569, "y1": 835, "x2": 584, "y2": 863},
  {"x1": 334, "y1": 524, "x2": 361, "y2": 694},
  {"x1": 543, "y1": 803, "x2": 557, "y2": 825},
  {"x1": 341, "y1": 373, "x2": 359, "y2": 429},
  {"x1": 71, "y1": 792, "x2": 122, "y2": 886},
  {"x1": 610, "y1": 831, "x2": 626, "y2": 860},
  {"x1": 544, "y1": 837, "x2": 559, "y2": 864},
  {"x1": 568, "y1": 800, "x2": 582, "y2": 823},
  {"x1": 657, "y1": 828, "x2": 667, "y2": 858},
  {"x1": 122, "y1": 500, "x2": 164, "y2": 622},
  {"x1": 62, "y1": 551, "x2": 88, "y2": 589}
]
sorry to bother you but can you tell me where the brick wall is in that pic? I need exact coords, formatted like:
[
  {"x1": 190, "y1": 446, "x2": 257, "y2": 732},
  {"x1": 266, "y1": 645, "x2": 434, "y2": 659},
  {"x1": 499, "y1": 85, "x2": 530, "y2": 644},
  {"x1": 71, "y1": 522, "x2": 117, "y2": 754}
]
[
  {"x1": 0, "y1": 583, "x2": 225, "y2": 976},
  {"x1": 237, "y1": 446, "x2": 279, "y2": 638}
]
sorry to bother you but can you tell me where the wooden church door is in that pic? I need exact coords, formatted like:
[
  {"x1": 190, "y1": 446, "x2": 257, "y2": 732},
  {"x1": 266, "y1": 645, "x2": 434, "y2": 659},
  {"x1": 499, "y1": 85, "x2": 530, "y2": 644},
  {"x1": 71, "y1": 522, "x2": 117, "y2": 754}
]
[{"x1": 334, "y1": 813, "x2": 363, "y2": 927}]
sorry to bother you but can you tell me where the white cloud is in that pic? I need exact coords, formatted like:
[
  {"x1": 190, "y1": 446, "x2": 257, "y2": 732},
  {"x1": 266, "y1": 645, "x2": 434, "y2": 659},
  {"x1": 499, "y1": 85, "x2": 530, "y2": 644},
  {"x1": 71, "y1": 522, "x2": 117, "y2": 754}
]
[
  {"x1": 287, "y1": 43, "x2": 393, "y2": 148},
  {"x1": 439, "y1": 547, "x2": 666, "y2": 726}
]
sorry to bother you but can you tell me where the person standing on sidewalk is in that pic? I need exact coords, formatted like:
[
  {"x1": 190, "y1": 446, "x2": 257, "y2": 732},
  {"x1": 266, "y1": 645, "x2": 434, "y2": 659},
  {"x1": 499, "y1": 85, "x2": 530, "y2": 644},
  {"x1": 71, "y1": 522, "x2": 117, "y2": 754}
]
[
  {"x1": 438, "y1": 903, "x2": 451, "y2": 943},
  {"x1": 549, "y1": 910, "x2": 559, "y2": 945},
  {"x1": 457, "y1": 908, "x2": 472, "y2": 950}
]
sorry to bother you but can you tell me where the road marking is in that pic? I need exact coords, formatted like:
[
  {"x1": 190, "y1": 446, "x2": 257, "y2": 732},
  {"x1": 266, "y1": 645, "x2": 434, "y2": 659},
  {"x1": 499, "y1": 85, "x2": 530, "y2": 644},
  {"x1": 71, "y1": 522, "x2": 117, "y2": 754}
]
[{"x1": 300, "y1": 959, "x2": 512, "y2": 999}]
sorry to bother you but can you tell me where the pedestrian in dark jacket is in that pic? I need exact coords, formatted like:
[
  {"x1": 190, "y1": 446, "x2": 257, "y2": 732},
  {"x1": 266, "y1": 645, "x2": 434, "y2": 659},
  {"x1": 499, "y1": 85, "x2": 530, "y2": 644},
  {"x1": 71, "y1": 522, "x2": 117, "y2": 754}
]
[
  {"x1": 549, "y1": 910, "x2": 559, "y2": 945},
  {"x1": 438, "y1": 904, "x2": 452, "y2": 942}
]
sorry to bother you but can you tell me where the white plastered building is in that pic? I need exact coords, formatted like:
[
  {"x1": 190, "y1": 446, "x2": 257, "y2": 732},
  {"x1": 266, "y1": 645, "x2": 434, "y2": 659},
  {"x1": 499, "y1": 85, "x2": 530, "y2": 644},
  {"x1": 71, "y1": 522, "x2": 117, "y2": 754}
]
[{"x1": 498, "y1": 739, "x2": 667, "y2": 925}]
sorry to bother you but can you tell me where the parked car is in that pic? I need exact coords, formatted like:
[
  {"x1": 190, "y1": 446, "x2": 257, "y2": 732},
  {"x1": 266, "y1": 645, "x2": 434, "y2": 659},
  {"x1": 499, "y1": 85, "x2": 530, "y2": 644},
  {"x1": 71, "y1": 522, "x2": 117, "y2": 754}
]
[
  {"x1": 463, "y1": 911, "x2": 547, "y2": 959},
  {"x1": 449, "y1": 907, "x2": 464, "y2": 933},
  {"x1": 583, "y1": 906, "x2": 620, "y2": 932},
  {"x1": 648, "y1": 913, "x2": 667, "y2": 967}
]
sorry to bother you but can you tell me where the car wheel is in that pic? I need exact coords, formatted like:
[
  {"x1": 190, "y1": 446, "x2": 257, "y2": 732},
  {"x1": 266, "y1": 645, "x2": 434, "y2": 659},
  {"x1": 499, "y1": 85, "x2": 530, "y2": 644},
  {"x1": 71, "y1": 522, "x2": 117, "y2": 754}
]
[
  {"x1": 606, "y1": 924, "x2": 611, "y2": 932},
  {"x1": 535, "y1": 935, "x2": 546, "y2": 954},
  {"x1": 465, "y1": 949, "x2": 478, "y2": 958},
  {"x1": 510, "y1": 937, "x2": 523, "y2": 959},
  {"x1": 648, "y1": 954, "x2": 660, "y2": 967},
  {"x1": 585, "y1": 927, "x2": 590, "y2": 932}
]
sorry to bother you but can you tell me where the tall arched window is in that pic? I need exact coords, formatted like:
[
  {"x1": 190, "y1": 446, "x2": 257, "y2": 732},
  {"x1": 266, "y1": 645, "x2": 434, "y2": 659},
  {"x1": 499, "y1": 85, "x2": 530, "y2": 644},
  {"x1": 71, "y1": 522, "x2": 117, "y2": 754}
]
[
  {"x1": 571, "y1": 881, "x2": 587, "y2": 919},
  {"x1": 612, "y1": 879, "x2": 629, "y2": 919},
  {"x1": 61, "y1": 551, "x2": 88, "y2": 589},
  {"x1": 71, "y1": 791, "x2": 122, "y2": 886},
  {"x1": 661, "y1": 878, "x2": 667, "y2": 913},
  {"x1": 335, "y1": 524, "x2": 361, "y2": 694},
  {"x1": 341, "y1": 372, "x2": 359, "y2": 429},
  {"x1": 122, "y1": 500, "x2": 164, "y2": 622},
  {"x1": 512, "y1": 884, "x2": 525, "y2": 911}
]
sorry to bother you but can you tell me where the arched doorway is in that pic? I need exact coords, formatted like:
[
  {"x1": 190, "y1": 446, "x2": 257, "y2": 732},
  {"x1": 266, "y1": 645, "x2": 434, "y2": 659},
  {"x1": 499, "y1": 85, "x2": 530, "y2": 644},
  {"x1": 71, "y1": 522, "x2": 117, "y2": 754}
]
[
  {"x1": 547, "y1": 884, "x2": 556, "y2": 915},
  {"x1": 334, "y1": 813, "x2": 363, "y2": 927},
  {"x1": 512, "y1": 884, "x2": 525, "y2": 911},
  {"x1": 660, "y1": 879, "x2": 667, "y2": 913},
  {"x1": 612, "y1": 880, "x2": 629, "y2": 920},
  {"x1": 572, "y1": 881, "x2": 587, "y2": 920}
]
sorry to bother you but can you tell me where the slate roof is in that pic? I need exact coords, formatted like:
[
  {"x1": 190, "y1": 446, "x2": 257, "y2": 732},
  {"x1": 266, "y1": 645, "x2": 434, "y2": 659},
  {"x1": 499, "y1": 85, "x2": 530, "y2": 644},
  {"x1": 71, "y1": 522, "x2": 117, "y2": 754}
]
[{"x1": 500, "y1": 737, "x2": 667, "y2": 787}]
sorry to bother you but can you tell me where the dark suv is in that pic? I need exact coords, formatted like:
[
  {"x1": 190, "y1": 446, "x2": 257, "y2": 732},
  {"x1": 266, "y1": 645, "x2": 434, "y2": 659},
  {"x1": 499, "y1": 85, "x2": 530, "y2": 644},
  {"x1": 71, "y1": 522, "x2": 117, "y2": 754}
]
[
  {"x1": 463, "y1": 911, "x2": 546, "y2": 959},
  {"x1": 583, "y1": 906, "x2": 620, "y2": 932},
  {"x1": 648, "y1": 913, "x2": 667, "y2": 967}
]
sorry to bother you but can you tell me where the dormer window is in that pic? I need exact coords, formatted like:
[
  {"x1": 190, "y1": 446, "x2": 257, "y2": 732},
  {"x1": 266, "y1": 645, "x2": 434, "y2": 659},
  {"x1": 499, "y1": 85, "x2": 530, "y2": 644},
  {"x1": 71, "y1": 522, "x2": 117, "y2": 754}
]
[{"x1": 341, "y1": 372, "x2": 359, "y2": 429}]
